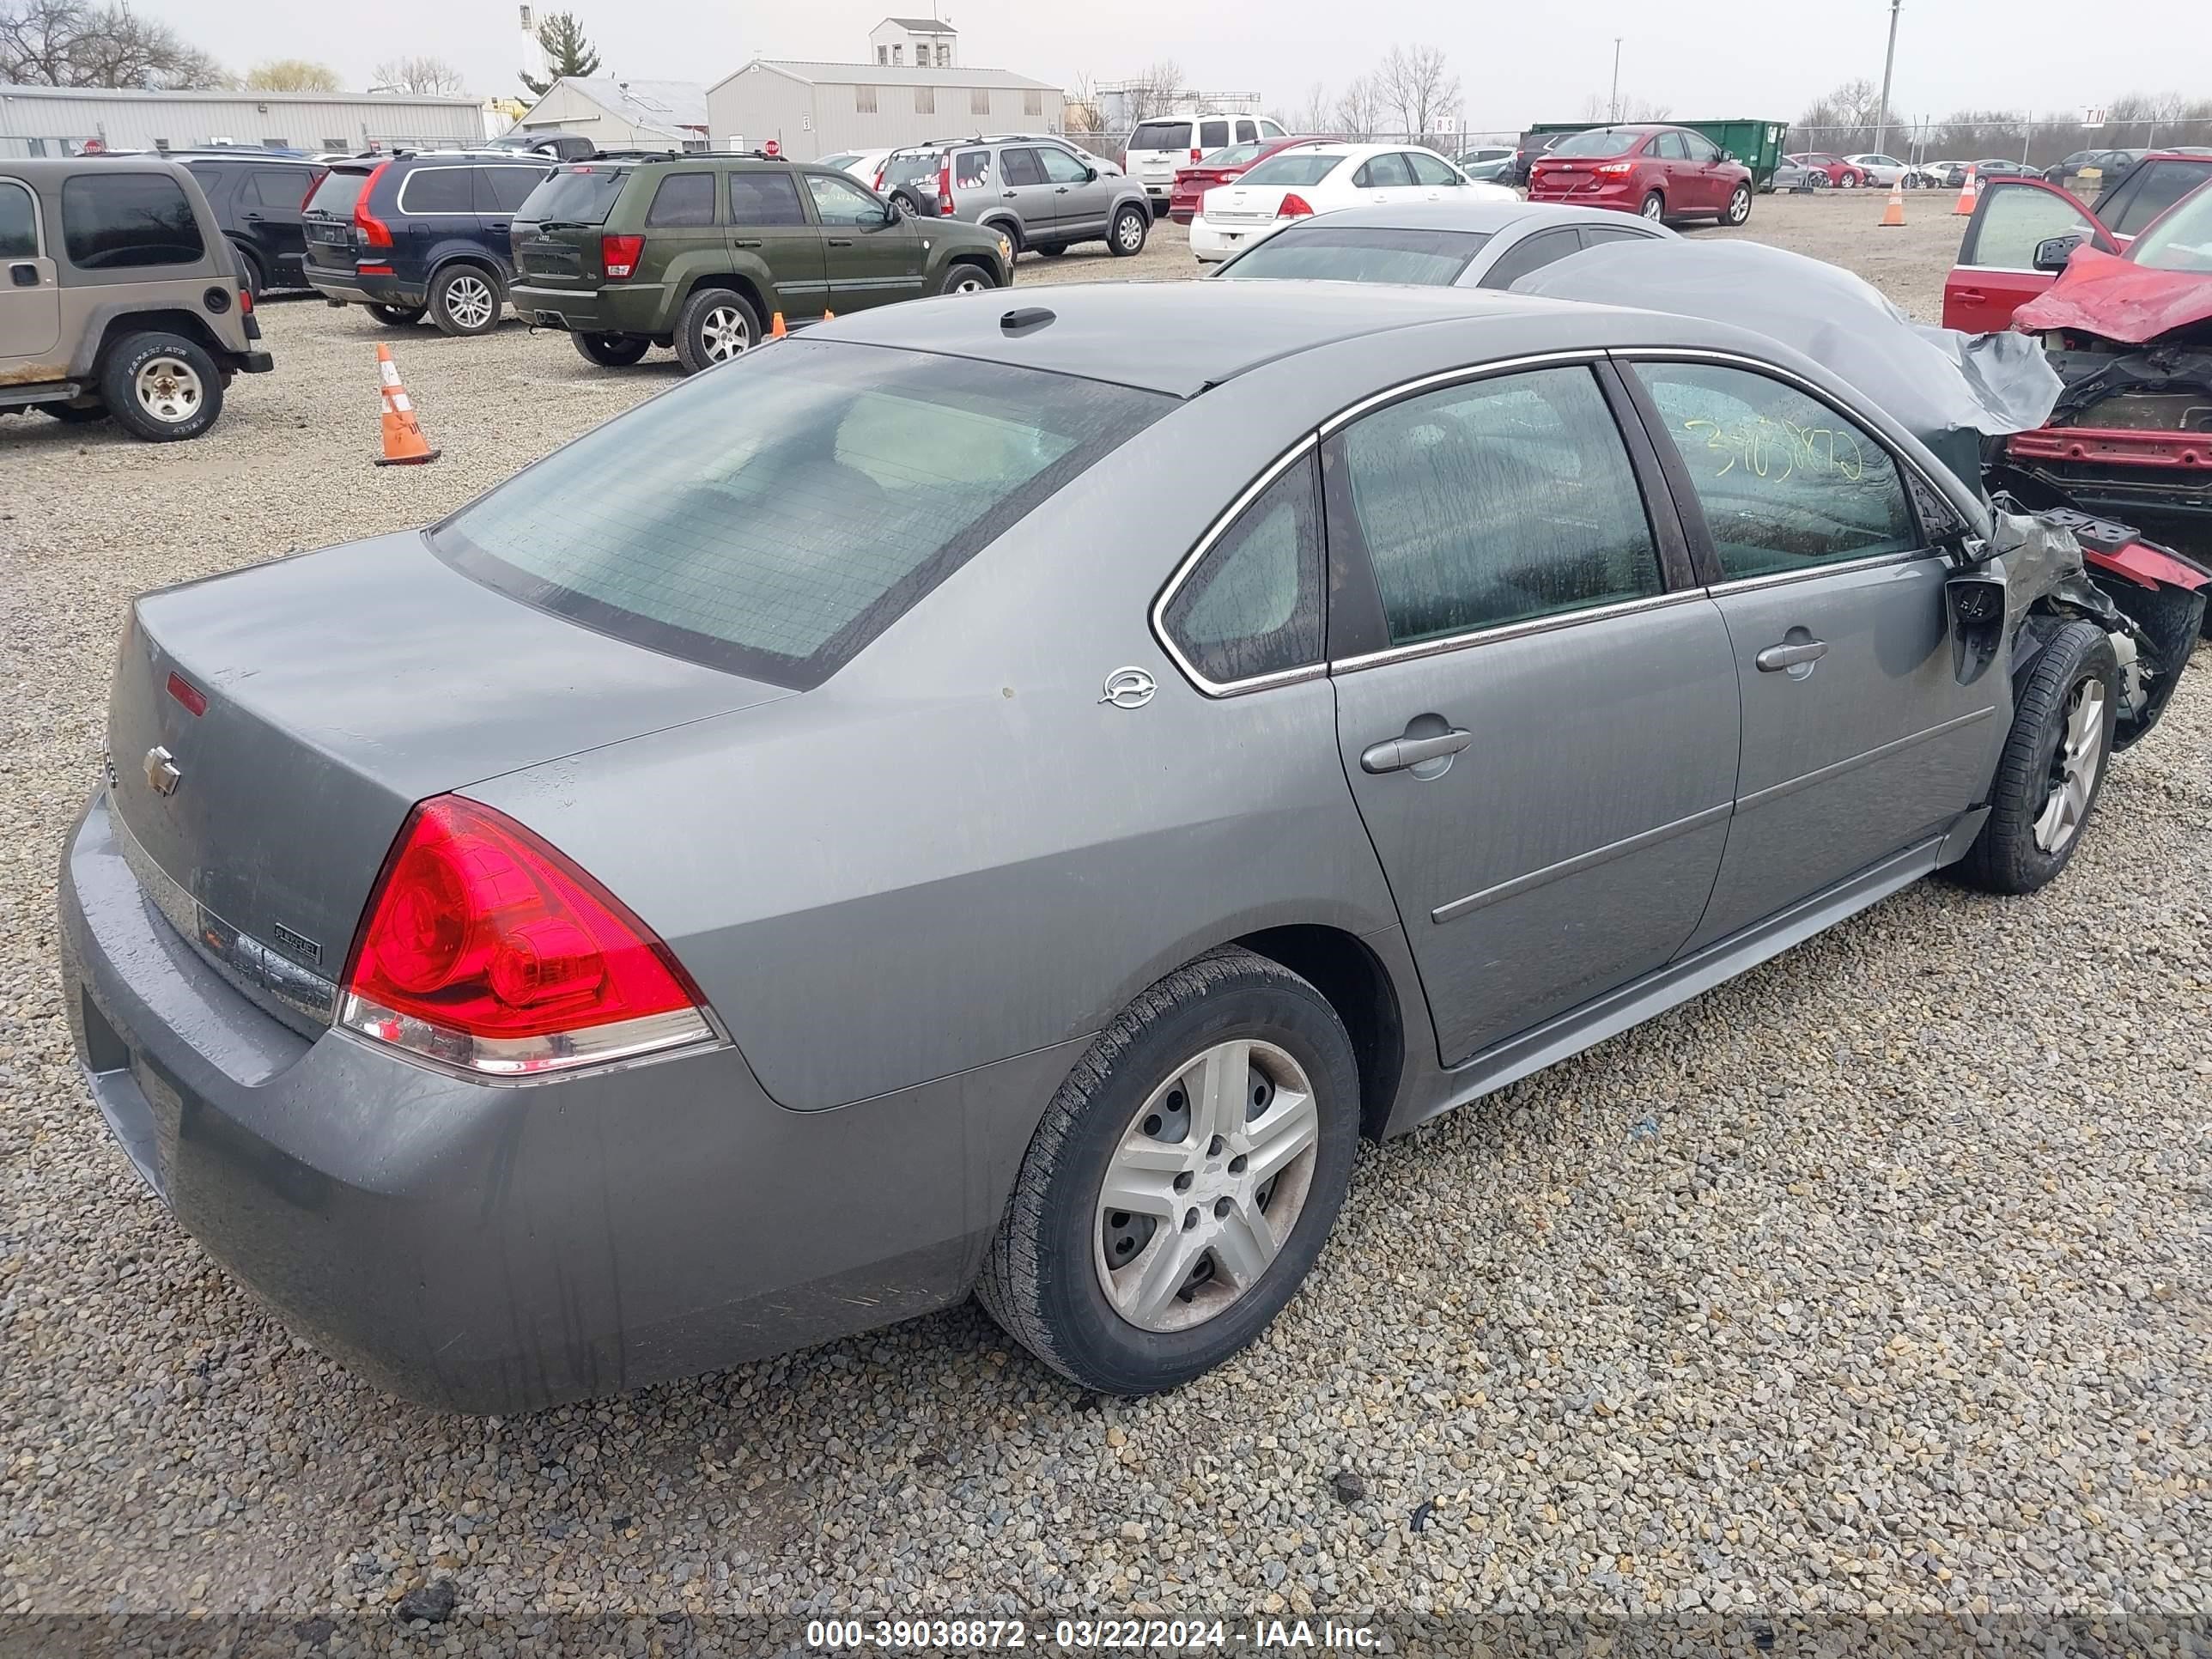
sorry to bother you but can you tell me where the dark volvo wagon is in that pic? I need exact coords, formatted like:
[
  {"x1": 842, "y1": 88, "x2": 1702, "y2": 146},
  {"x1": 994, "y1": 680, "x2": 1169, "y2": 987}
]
[{"x1": 60, "y1": 283, "x2": 2163, "y2": 1413}]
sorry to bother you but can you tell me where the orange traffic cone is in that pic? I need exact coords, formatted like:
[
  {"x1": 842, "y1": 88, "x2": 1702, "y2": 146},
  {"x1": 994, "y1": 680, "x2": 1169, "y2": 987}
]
[
  {"x1": 1952, "y1": 166, "x2": 1978, "y2": 216},
  {"x1": 1879, "y1": 183, "x2": 1906, "y2": 227},
  {"x1": 821, "y1": 308, "x2": 835, "y2": 322},
  {"x1": 769, "y1": 311, "x2": 787, "y2": 338},
  {"x1": 373, "y1": 343, "x2": 439, "y2": 466}
]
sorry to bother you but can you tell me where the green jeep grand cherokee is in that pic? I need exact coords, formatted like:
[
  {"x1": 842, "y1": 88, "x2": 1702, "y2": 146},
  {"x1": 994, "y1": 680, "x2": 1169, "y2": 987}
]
[{"x1": 509, "y1": 154, "x2": 1013, "y2": 374}]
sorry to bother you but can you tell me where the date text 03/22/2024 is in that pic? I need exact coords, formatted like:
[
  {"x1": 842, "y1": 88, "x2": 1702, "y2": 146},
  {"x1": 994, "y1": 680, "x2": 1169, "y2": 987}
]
[{"x1": 805, "y1": 1618, "x2": 1383, "y2": 1650}]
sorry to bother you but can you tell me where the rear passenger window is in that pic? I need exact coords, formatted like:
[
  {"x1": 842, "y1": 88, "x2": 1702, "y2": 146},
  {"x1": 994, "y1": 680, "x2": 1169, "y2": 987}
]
[
  {"x1": 1161, "y1": 453, "x2": 1325, "y2": 687},
  {"x1": 954, "y1": 149, "x2": 992, "y2": 190},
  {"x1": 1654, "y1": 132, "x2": 1688, "y2": 160},
  {"x1": 1000, "y1": 149, "x2": 1045, "y2": 187},
  {"x1": 482, "y1": 166, "x2": 548, "y2": 213},
  {"x1": 60, "y1": 173, "x2": 204, "y2": 269},
  {"x1": 1478, "y1": 227, "x2": 1581, "y2": 289},
  {"x1": 398, "y1": 167, "x2": 473, "y2": 213},
  {"x1": 1335, "y1": 366, "x2": 1661, "y2": 646},
  {"x1": 250, "y1": 169, "x2": 307, "y2": 208},
  {"x1": 1631, "y1": 362, "x2": 1921, "y2": 580},
  {"x1": 1354, "y1": 153, "x2": 1413, "y2": 188},
  {"x1": 728, "y1": 171, "x2": 805, "y2": 226},
  {"x1": 1199, "y1": 120, "x2": 1230, "y2": 151},
  {"x1": 0, "y1": 180, "x2": 36, "y2": 258},
  {"x1": 646, "y1": 172, "x2": 716, "y2": 227},
  {"x1": 1235, "y1": 119, "x2": 1258, "y2": 143}
]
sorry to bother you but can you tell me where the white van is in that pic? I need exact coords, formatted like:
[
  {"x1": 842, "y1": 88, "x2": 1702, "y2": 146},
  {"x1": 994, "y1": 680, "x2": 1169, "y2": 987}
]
[{"x1": 1125, "y1": 112, "x2": 1286, "y2": 216}]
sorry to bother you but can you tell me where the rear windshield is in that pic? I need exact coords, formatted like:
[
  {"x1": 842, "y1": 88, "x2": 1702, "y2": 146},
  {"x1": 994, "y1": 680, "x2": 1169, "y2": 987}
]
[
  {"x1": 1218, "y1": 225, "x2": 1493, "y2": 286},
  {"x1": 305, "y1": 167, "x2": 370, "y2": 216},
  {"x1": 1131, "y1": 121, "x2": 1192, "y2": 152},
  {"x1": 883, "y1": 149, "x2": 941, "y2": 189},
  {"x1": 1550, "y1": 128, "x2": 1639, "y2": 159},
  {"x1": 1236, "y1": 153, "x2": 1345, "y2": 187},
  {"x1": 434, "y1": 341, "x2": 1170, "y2": 688},
  {"x1": 520, "y1": 165, "x2": 632, "y2": 225}
]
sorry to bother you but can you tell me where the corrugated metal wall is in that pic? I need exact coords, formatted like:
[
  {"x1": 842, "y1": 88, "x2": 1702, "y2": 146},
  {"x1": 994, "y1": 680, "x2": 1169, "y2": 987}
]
[
  {"x1": 707, "y1": 70, "x2": 1062, "y2": 161},
  {"x1": 0, "y1": 90, "x2": 486, "y2": 157}
]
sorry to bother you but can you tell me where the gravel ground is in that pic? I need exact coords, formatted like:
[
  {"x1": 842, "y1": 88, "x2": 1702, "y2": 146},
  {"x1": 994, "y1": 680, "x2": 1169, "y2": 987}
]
[{"x1": 2, "y1": 190, "x2": 2209, "y2": 1650}]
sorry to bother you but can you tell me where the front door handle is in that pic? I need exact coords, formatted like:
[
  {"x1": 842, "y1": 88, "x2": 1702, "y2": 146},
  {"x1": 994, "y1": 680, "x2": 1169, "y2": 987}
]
[
  {"x1": 1755, "y1": 638, "x2": 1829, "y2": 672},
  {"x1": 826, "y1": 237, "x2": 854, "y2": 246},
  {"x1": 1361, "y1": 727, "x2": 1473, "y2": 774},
  {"x1": 1003, "y1": 191, "x2": 1018, "y2": 198},
  {"x1": 734, "y1": 237, "x2": 763, "y2": 247},
  {"x1": 9, "y1": 262, "x2": 37, "y2": 288},
  {"x1": 1953, "y1": 288, "x2": 1986, "y2": 305}
]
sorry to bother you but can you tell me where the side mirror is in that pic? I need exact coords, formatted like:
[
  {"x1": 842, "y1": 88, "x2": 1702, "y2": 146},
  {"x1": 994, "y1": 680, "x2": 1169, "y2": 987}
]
[
  {"x1": 1083, "y1": 164, "x2": 1098, "y2": 182},
  {"x1": 1722, "y1": 150, "x2": 1737, "y2": 163},
  {"x1": 2033, "y1": 232, "x2": 2085, "y2": 272}
]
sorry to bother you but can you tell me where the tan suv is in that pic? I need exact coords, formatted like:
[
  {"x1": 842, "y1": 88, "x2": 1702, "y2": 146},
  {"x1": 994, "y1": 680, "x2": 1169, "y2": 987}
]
[{"x1": 1, "y1": 156, "x2": 272, "y2": 442}]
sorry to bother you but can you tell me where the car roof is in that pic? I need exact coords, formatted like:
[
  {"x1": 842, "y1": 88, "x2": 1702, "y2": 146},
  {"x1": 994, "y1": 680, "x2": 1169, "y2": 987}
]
[
  {"x1": 810, "y1": 278, "x2": 1724, "y2": 398},
  {"x1": 1271, "y1": 199, "x2": 1674, "y2": 236}
]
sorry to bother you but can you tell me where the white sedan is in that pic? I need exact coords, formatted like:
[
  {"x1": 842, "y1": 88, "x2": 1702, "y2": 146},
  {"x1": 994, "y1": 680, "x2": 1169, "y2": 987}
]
[
  {"x1": 1189, "y1": 142, "x2": 1517, "y2": 263},
  {"x1": 1844, "y1": 153, "x2": 1912, "y2": 188}
]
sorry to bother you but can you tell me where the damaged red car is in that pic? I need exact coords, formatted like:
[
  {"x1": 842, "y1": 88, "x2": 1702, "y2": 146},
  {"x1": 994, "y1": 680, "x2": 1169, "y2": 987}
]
[{"x1": 1945, "y1": 173, "x2": 2212, "y2": 578}]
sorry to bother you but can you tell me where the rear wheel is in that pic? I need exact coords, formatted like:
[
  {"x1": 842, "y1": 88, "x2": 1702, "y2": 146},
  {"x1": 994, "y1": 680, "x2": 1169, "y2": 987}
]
[
  {"x1": 1839, "y1": 171, "x2": 1860, "y2": 188},
  {"x1": 428, "y1": 264, "x2": 501, "y2": 337},
  {"x1": 99, "y1": 331, "x2": 223, "y2": 442},
  {"x1": 673, "y1": 286, "x2": 759, "y2": 375},
  {"x1": 1110, "y1": 204, "x2": 1148, "y2": 257},
  {"x1": 977, "y1": 948, "x2": 1359, "y2": 1395},
  {"x1": 1949, "y1": 621, "x2": 2117, "y2": 895},
  {"x1": 573, "y1": 331, "x2": 651, "y2": 368},
  {"x1": 1032, "y1": 242, "x2": 1068, "y2": 258},
  {"x1": 368, "y1": 303, "x2": 426, "y2": 326},
  {"x1": 1723, "y1": 182, "x2": 1753, "y2": 226},
  {"x1": 1639, "y1": 191, "x2": 1666, "y2": 222}
]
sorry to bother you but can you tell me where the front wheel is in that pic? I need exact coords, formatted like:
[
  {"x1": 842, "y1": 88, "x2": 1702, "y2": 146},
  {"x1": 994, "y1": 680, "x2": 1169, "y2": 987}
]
[
  {"x1": 672, "y1": 285, "x2": 760, "y2": 375},
  {"x1": 573, "y1": 331, "x2": 651, "y2": 368},
  {"x1": 428, "y1": 264, "x2": 501, "y2": 337},
  {"x1": 1839, "y1": 171, "x2": 1860, "y2": 188},
  {"x1": 934, "y1": 263, "x2": 998, "y2": 295},
  {"x1": 1948, "y1": 621, "x2": 2118, "y2": 895},
  {"x1": 99, "y1": 331, "x2": 224, "y2": 442},
  {"x1": 1723, "y1": 183, "x2": 1752, "y2": 226},
  {"x1": 1109, "y1": 204, "x2": 1148, "y2": 257},
  {"x1": 368, "y1": 303, "x2": 426, "y2": 327},
  {"x1": 977, "y1": 948, "x2": 1359, "y2": 1395},
  {"x1": 1638, "y1": 191, "x2": 1666, "y2": 222}
]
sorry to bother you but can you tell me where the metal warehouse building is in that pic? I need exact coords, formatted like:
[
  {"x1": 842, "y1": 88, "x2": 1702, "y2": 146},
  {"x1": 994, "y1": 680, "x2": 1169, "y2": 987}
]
[
  {"x1": 0, "y1": 84, "x2": 488, "y2": 158},
  {"x1": 705, "y1": 59, "x2": 1063, "y2": 162}
]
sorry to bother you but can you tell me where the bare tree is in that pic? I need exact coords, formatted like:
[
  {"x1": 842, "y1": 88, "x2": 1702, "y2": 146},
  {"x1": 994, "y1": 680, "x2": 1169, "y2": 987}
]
[
  {"x1": 1293, "y1": 81, "x2": 1332, "y2": 135},
  {"x1": 1334, "y1": 72, "x2": 1382, "y2": 143},
  {"x1": 1062, "y1": 71, "x2": 1102, "y2": 135},
  {"x1": 1796, "y1": 77, "x2": 1880, "y2": 149},
  {"x1": 0, "y1": 0, "x2": 225, "y2": 88},
  {"x1": 373, "y1": 54, "x2": 469, "y2": 96},
  {"x1": 1376, "y1": 44, "x2": 1459, "y2": 145},
  {"x1": 243, "y1": 58, "x2": 340, "y2": 91},
  {"x1": 1123, "y1": 58, "x2": 1183, "y2": 125}
]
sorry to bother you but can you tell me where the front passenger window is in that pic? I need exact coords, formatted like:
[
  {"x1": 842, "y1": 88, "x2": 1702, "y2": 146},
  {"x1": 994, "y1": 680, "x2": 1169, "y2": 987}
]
[
  {"x1": 1631, "y1": 362, "x2": 1921, "y2": 580},
  {"x1": 1160, "y1": 453, "x2": 1324, "y2": 687},
  {"x1": 1335, "y1": 366, "x2": 1662, "y2": 646},
  {"x1": 805, "y1": 171, "x2": 884, "y2": 224}
]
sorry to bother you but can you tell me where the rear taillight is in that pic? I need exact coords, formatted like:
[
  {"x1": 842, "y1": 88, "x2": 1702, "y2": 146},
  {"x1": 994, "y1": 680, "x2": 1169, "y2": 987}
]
[
  {"x1": 601, "y1": 233, "x2": 643, "y2": 278},
  {"x1": 873, "y1": 167, "x2": 886, "y2": 190},
  {"x1": 353, "y1": 161, "x2": 392, "y2": 248},
  {"x1": 1277, "y1": 193, "x2": 1315, "y2": 218},
  {"x1": 1595, "y1": 161, "x2": 1633, "y2": 176},
  {"x1": 1190, "y1": 147, "x2": 1203, "y2": 162},
  {"x1": 339, "y1": 795, "x2": 715, "y2": 1078},
  {"x1": 937, "y1": 157, "x2": 954, "y2": 216},
  {"x1": 236, "y1": 288, "x2": 253, "y2": 313}
]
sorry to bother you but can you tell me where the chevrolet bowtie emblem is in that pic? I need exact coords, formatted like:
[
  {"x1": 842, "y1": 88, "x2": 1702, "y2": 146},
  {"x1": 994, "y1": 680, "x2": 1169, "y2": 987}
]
[{"x1": 143, "y1": 744, "x2": 180, "y2": 796}]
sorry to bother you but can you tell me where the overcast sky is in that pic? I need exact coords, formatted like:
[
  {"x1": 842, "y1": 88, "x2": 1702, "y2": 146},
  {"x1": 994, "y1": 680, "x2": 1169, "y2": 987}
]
[{"x1": 168, "y1": 0, "x2": 2212, "y2": 136}]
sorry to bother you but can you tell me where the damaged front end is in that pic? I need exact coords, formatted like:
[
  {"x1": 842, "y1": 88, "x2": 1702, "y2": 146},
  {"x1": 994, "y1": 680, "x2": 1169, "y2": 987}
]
[
  {"x1": 1955, "y1": 496, "x2": 2206, "y2": 749},
  {"x1": 2002, "y1": 335, "x2": 2212, "y2": 541}
]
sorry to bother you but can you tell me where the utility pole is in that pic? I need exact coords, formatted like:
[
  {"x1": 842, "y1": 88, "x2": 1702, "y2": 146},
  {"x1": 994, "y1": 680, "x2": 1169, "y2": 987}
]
[
  {"x1": 1608, "y1": 39, "x2": 1622, "y2": 125},
  {"x1": 1873, "y1": 0, "x2": 1900, "y2": 155}
]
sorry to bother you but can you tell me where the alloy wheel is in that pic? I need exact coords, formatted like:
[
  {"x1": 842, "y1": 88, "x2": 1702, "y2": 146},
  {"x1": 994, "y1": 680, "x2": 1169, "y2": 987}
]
[
  {"x1": 948, "y1": 272, "x2": 989, "y2": 294},
  {"x1": 2033, "y1": 678, "x2": 2107, "y2": 854},
  {"x1": 1727, "y1": 185, "x2": 1751, "y2": 224},
  {"x1": 1640, "y1": 194, "x2": 1665, "y2": 221},
  {"x1": 701, "y1": 306, "x2": 751, "y2": 362},
  {"x1": 445, "y1": 274, "x2": 495, "y2": 331},
  {"x1": 1093, "y1": 1038, "x2": 1319, "y2": 1333},
  {"x1": 132, "y1": 356, "x2": 204, "y2": 425},
  {"x1": 1117, "y1": 213, "x2": 1145, "y2": 251}
]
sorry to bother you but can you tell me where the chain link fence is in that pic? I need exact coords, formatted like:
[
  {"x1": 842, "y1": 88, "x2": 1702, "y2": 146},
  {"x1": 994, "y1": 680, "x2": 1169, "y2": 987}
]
[{"x1": 1786, "y1": 118, "x2": 2212, "y2": 169}]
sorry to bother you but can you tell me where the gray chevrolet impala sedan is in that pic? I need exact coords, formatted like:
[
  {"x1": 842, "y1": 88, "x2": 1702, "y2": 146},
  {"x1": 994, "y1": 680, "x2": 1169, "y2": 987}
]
[{"x1": 62, "y1": 282, "x2": 2130, "y2": 1412}]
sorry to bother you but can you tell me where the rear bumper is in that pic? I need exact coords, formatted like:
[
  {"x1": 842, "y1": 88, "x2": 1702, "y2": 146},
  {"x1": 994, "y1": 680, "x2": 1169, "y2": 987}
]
[
  {"x1": 303, "y1": 261, "x2": 424, "y2": 308},
  {"x1": 1528, "y1": 180, "x2": 1637, "y2": 209},
  {"x1": 1189, "y1": 214, "x2": 1275, "y2": 262},
  {"x1": 235, "y1": 350, "x2": 274, "y2": 374},
  {"x1": 58, "y1": 788, "x2": 1078, "y2": 1414},
  {"x1": 509, "y1": 281, "x2": 666, "y2": 336}
]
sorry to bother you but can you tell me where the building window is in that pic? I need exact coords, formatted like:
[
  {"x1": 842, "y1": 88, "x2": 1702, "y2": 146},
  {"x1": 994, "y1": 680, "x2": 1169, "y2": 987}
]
[
  {"x1": 323, "y1": 137, "x2": 345, "y2": 151},
  {"x1": 877, "y1": 45, "x2": 887, "y2": 64},
  {"x1": 970, "y1": 87, "x2": 989, "y2": 117},
  {"x1": 152, "y1": 137, "x2": 170, "y2": 151},
  {"x1": 855, "y1": 83, "x2": 878, "y2": 114},
  {"x1": 915, "y1": 86, "x2": 934, "y2": 115},
  {"x1": 891, "y1": 43, "x2": 902, "y2": 64},
  {"x1": 936, "y1": 44, "x2": 951, "y2": 66},
  {"x1": 1024, "y1": 88, "x2": 1042, "y2": 118}
]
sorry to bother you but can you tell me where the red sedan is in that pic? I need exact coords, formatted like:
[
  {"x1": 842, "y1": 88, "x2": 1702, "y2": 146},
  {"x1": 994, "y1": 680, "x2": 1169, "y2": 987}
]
[
  {"x1": 1787, "y1": 152, "x2": 1871, "y2": 189},
  {"x1": 1528, "y1": 125, "x2": 1755, "y2": 226},
  {"x1": 1170, "y1": 135, "x2": 1334, "y2": 224}
]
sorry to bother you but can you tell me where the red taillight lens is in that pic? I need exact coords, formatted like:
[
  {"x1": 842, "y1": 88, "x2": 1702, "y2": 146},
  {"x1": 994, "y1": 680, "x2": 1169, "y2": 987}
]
[
  {"x1": 165, "y1": 671, "x2": 207, "y2": 715},
  {"x1": 339, "y1": 795, "x2": 714, "y2": 1077},
  {"x1": 353, "y1": 161, "x2": 392, "y2": 248},
  {"x1": 937, "y1": 158, "x2": 954, "y2": 216},
  {"x1": 1190, "y1": 148, "x2": 1203, "y2": 162},
  {"x1": 1595, "y1": 161, "x2": 1633, "y2": 176},
  {"x1": 1277, "y1": 193, "x2": 1315, "y2": 218},
  {"x1": 235, "y1": 288, "x2": 253, "y2": 313},
  {"x1": 601, "y1": 233, "x2": 643, "y2": 278}
]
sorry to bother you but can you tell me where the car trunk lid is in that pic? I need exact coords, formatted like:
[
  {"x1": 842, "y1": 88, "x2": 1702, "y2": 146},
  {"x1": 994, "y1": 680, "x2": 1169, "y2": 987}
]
[
  {"x1": 512, "y1": 163, "x2": 632, "y2": 285},
  {"x1": 106, "y1": 532, "x2": 790, "y2": 1030},
  {"x1": 1206, "y1": 185, "x2": 1291, "y2": 224}
]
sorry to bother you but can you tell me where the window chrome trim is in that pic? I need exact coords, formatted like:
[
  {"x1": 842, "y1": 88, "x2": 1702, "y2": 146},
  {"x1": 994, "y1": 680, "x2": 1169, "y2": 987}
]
[
  {"x1": 1316, "y1": 348, "x2": 1607, "y2": 436},
  {"x1": 1605, "y1": 343, "x2": 1978, "y2": 532},
  {"x1": 1147, "y1": 432, "x2": 1328, "y2": 699},
  {"x1": 1329, "y1": 587, "x2": 1708, "y2": 677},
  {"x1": 392, "y1": 165, "x2": 480, "y2": 216},
  {"x1": 1702, "y1": 544, "x2": 1939, "y2": 597}
]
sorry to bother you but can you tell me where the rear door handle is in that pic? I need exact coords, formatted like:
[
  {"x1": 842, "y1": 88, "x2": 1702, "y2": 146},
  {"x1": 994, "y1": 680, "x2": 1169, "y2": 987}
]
[
  {"x1": 827, "y1": 238, "x2": 854, "y2": 246},
  {"x1": 733, "y1": 238, "x2": 763, "y2": 247},
  {"x1": 1361, "y1": 727, "x2": 1473, "y2": 774},
  {"x1": 1755, "y1": 639, "x2": 1829, "y2": 672},
  {"x1": 1003, "y1": 191, "x2": 1018, "y2": 198}
]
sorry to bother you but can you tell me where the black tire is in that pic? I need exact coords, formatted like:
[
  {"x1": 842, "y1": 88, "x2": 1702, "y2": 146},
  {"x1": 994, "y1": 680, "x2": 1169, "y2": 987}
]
[
  {"x1": 672, "y1": 285, "x2": 761, "y2": 376},
  {"x1": 1948, "y1": 621, "x2": 2118, "y2": 896},
  {"x1": 39, "y1": 402, "x2": 109, "y2": 424},
  {"x1": 234, "y1": 247, "x2": 264, "y2": 301},
  {"x1": 977, "y1": 947, "x2": 1360, "y2": 1395},
  {"x1": 1723, "y1": 182, "x2": 1752, "y2": 226},
  {"x1": 368, "y1": 302, "x2": 426, "y2": 327},
  {"x1": 1109, "y1": 204, "x2": 1148, "y2": 258},
  {"x1": 1638, "y1": 191, "x2": 1667, "y2": 222},
  {"x1": 97, "y1": 331, "x2": 224, "y2": 442},
  {"x1": 573, "y1": 331, "x2": 651, "y2": 368},
  {"x1": 933, "y1": 261, "x2": 999, "y2": 296},
  {"x1": 1033, "y1": 242, "x2": 1068, "y2": 258},
  {"x1": 428, "y1": 264, "x2": 502, "y2": 337},
  {"x1": 889, "y1": 188, "x2": 926, "y2": 218}
]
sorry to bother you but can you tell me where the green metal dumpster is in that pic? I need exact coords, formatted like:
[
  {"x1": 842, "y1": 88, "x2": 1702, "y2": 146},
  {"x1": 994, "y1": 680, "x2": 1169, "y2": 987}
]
[{"x1": 1680, "y1": 120, "x2": 1788, "y2": 191}]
